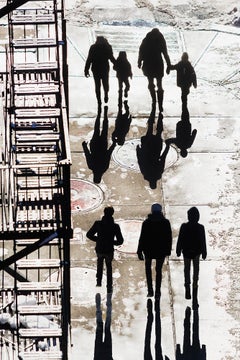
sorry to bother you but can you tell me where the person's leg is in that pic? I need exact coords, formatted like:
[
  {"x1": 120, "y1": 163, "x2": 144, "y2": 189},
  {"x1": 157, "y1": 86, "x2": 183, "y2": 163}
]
[
  {"x1": 184, "y1": 257, "x2": 191, "y2": 299},
  {"x1": 192, "y1": 255, "x2": 200, "y2": 309},
  {"x1": 145, "y1": 258, "x2": 153, "y2": 296},
  {"x1": 118, "y1": 78, "x2": 123, "y2": 107},
  {"x1": 147, "y1": 77, "x2": 156, "y2": 104},
  {"x1": 105, "y1": 253, "x2": 113, "y2": 293},
  {"x1": 156, "y1": 77, "x2": 164, "y2": 112},
  {"x1": 93, "y1": 75, "x2": 101, "y2": 105},
  {"x1": 102, "y1": 72, "x2": 109, "y2": 103},
  {"x1": 155, "y1": 257, "x2": 165, "y2": 299},
  {"x1": 124, "y1": 78, "x2": 130, "y2": 97},
  {"x1": 96, "y1": 254, "x2": 104, "y2": 286},
  {"x1": 181, "y1": 87, "x2": 189, "y2": 109}
]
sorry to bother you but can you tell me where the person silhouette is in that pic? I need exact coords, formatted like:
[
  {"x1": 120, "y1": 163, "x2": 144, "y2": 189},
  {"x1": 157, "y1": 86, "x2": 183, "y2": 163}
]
[
  {"x1": 169, "y1": 52, "x2": 197, "y2": 109},
  {"x1": 166, "y1": 107, "x2": 197, "y2": 158},
  {"x1": 176, "y1": 207, "x2": 207, "y2": 309},
  {"x1": 82, "y1": 106, "x2": 116, "y2": 183},
  {"x1": 84, "y1": 36, "x2": 115, "y2": 107},
  {"x1": 138, "y1": 28, "x2": 171, "y2": 112},
  {"x1": 86, "y1": 206, "x2": 124, "y2": 294},
  {"x1": 137, "y1": 203, "x2": 172, "y2": 299},
  {"x1": 94, "y1": 293, "x2": 113, "y2": 360},
  {"x1": 144, "y1": 299, "x2": 171, "y2": 360},
  {"x1": 176, "y1": 306, "x2": 206, "y2": 359},
  {"x1": 113, "y1": 51, "x2": 132, "y2": 107},
  {"x1": 111, "y1": 100, "x2": 132, "y2": 146},
  {"x1": 137, "y1": 110, "x2": 170, "y2": 189}
]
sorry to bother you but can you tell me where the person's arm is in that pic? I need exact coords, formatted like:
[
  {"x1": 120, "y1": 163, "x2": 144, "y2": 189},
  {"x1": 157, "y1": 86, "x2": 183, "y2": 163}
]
[
  {"x1": 176, "y1": 224, "x2": 184, "y2": 257},
  {"x1": 114, "y1": 224, "x2": 124, "y2": 246},
  {"x1": 166, "y1": 220, "x2": 173, "y2": 256},
  {"x1": 86, "y1": 222, "x2": 98, "y2": 242},
  {"x1": 201, "y1": 225, "x2": 207, "y2": 260},
  {"x1": 137, "y1": 222, "x2": 145, "y2": 260},
  {"x1": 162, "y1": 39, "x2": 171, "y2": 73},
  {"x1": 82, "y1": 141, "x2": 93, "y2": 170},
  {"x1": 84, "y1": 46, "x2": 93, "y2": 77}
]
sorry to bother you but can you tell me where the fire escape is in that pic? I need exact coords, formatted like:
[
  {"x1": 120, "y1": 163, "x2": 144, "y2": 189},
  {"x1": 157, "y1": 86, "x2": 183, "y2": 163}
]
[{"x1": 0, "y1": 0, "x2": 72, "y2": 359}]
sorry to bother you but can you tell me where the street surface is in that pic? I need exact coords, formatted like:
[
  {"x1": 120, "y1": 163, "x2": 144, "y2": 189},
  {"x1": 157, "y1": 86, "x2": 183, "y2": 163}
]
[{"x1": 66, "y1": 1, "x2": 240, "y2": 359}]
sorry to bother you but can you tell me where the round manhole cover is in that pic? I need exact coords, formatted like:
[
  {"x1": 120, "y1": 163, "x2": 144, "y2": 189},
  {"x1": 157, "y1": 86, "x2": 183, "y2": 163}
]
[
  {"x1": 71, "y1": 179, "x2": 103, "y2": 213},
  {"x1": 112, "y1": 139, "x2": 178, "y2": 171},
  {"x1": 116, "y1": 219, "x2": 142, "y2": 254}
]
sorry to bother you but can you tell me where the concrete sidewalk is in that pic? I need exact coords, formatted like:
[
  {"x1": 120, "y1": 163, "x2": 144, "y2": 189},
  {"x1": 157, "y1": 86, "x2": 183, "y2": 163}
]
[{"x1": 67, "y1": 24, "x2": 240, "y2": 359}]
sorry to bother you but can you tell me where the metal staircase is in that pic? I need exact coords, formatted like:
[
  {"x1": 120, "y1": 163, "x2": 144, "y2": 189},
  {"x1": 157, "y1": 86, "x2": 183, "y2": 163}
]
[{"x1": 0, "y1": 1, "x2": 72, "y2": 359}]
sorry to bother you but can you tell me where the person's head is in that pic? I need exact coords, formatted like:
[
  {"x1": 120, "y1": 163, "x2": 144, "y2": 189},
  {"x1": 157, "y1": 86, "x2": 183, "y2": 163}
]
[
  {"x1": 180, "y1": 148, "x2": 188, "y2": 158},
  {"x1": 118, "y1": 51, "x2": 127, "y2": 60},
  {"x1": 181, "y1": 52, "x2": 189, "y2": 62},
  {"x1": 104, "y1": 206, "x2": 114, "y2": 217},
  {"x1": 187, "y1": 207, "x2": 200, "y2": 223},
  {"x1": 151, "y1": 203, "x2": 162, "y2": 214},
  {"x1": 96, "y1": 36, "x2": 108, "y2": 45}
]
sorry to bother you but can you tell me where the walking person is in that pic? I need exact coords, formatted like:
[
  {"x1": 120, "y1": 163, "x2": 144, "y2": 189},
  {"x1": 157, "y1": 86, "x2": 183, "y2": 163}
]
[
  {"x1": 137, "y1": 203, "x2": 172, "y2": 299},
  {"x1": 138, "y1": 28, "x2": 171, "y2": 112},
  {"x1": 169, "y1": 52, "x2": 197, "y2": 109},
  {"x1": 113, "y1": 51, "x2": 133, "y2": 106},
  {"x1": 84, "y1": 36, "x2": 115, "y2": 107},
  {"x1": 86, "y1": 206, "x2": 124, "y2": 293},
  {"x1": 176, "y1": 207, "x2": 207, "y2": 309}
]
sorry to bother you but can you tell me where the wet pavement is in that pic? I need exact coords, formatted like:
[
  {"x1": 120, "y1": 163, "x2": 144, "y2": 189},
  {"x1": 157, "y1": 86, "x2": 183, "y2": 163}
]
[{"x1": 67, "y1": 10, "x2": 240, "y2": 360}]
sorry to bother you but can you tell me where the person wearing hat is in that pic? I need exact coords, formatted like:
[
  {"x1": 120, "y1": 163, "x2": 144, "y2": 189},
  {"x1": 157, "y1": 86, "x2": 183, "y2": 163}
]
[
  {"x1": 137, "y1": 203, "x2": 172, "y2": 299},
  {"x1": 87, "y1": 206, "x2": 124, "y2": 294}
]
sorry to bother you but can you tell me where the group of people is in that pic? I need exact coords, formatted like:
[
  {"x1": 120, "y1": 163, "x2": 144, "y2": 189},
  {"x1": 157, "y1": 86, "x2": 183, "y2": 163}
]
[
  {"x1": 86, "y1": 204, "x2": 207, "y2": 309},
  {"x1": 85, "y1": 28, "x2": 197, "y2": 110}
]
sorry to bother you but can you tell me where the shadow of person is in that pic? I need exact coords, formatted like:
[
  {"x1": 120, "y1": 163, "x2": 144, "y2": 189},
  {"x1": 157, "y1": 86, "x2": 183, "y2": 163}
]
[
  {"x1": 82, "y1": 106, "x2": 116, "y2": 183},
  {"x1": 137, "y1": 107, "x2": 170, "y2": 189},
  {"x1": 94, "y1": 293, "x2": 113, "y2": 360},
  {"x1": 166, "y1": 107, "x2": 197, "y2": 158},
  {"x1": 144, "y1": 299, "x2": 171, "y2": 360},
  {"x1": 111, "y1": 100, "x2": 132, "y2": 146},
  {"x1": 176, "y1": 306, "x2": 206, "y2": 360}
]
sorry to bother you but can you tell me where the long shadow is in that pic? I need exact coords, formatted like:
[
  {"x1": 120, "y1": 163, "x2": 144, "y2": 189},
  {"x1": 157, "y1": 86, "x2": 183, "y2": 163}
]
[
  {"x1": 136, "y1": 105, "x2": 170, "y2": 189},
  {"x1": 82, "y1": 106, "x2": 116, "y2": 183},
  {"x1": 176, "y1": 306, "x2": 206, "y2": 360},
  {"x1": 94, "y1": 293, "x2": 113, "y2": 360},
  {"x1": 144, "y1": 299, "x2": 171, "y2": 360},
  {"x1": 111, "y1": 100, "x2": 132, "y2": 146},
  {"x1": 166, "y1": 106, "x2": 197, "y2": 158}
]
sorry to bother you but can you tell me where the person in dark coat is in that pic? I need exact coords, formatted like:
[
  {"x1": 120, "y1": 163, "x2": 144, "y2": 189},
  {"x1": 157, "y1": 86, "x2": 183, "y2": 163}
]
[
  {"x1": 86, "y1": 206, "x2": 124, "y2": 293},
  {"x1": 169, "y1": 52, "x2": 197, "y2": 109},
  {"x1": 176, "y1": 207, "x2": 207, "y2": 308},
  {"x1": 137, "y1": 203, "x2": 172, "y2": 299},
  {"x1": 85, "y1": 36, "x2": 115, "y2": 107},
  {"x1": 138, "y1": 28, "x2": 171, "y2": 111},
  {"x1": 113, "y1": 51, "x2": 132, "y2": 104}
]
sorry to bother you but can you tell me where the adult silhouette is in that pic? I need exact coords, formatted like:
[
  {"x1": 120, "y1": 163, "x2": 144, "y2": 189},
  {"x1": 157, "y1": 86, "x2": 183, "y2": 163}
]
[
  {"x1": 137, "y1": 203, "x2": 172, "y2": 299},
  {"x1": 166, "y1": 107, "x2": 197, "y2": 158},
  {"x1": 85, "y1": 36, "x2": 115, "y2": 107},
  {"x1": 86, "y1": 206, "x2": 124, "y2": 294},
  {"x1": 138, "y1": 28, "x2": 171, "y2": 111},
  {"x1": 137, "y1": 109, "x2": 170, "y2": 189},
  {"x1": 111, "y1": 100, "x2": 132, "y2": 146},
  {"x1": 176, "y1": 306, "x2": 206, "y2": 360},
  {"x1": 94, "y1": 293, "x2": 113, "y2": 360},
  {"x1": 144, "y1": 299, "x2": 171, "y2": 360},
  {"x1": 82, "y1": 106, "x2": 116, "y2": 183},
  {"x1": 176, "y1": 207, "x2": 207, "y2": 309}
]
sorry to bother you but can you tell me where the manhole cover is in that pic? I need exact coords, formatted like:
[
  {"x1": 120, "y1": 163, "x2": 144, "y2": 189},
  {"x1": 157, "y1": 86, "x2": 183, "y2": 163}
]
[
  {"x1": 71, "y1": 179, "x2": 103, "y2": 213},
  {"x1": 112, "y1": 139, "x2": 178, "y2": 171}
]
